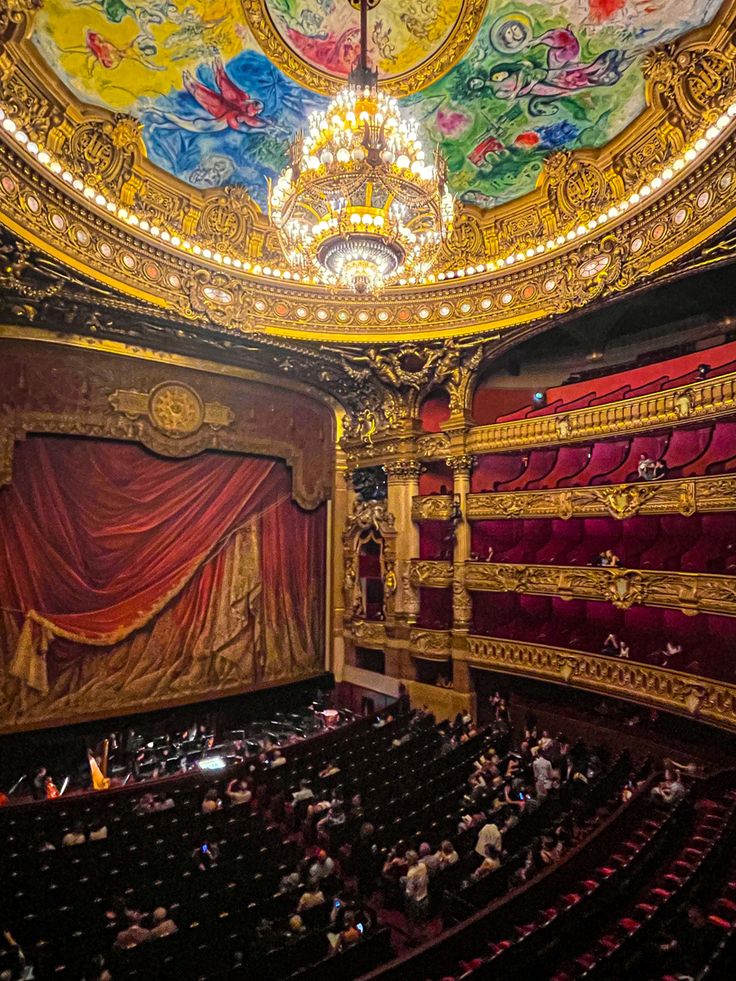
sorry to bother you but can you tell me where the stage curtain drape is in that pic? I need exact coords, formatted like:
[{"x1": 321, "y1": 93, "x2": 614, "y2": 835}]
[{"x1": 0, "y1": 438, "x2": 323, "y2": 718}]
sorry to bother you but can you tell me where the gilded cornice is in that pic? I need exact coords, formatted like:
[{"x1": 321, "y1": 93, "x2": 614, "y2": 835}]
[
  {"x1": 412, "y1": 495, "x2": 454, "y2": 522},
  {"x1": 464, "y1": 561, "x2": 736, "y2": 618},
  {"x1": 408, "y1": 559, "x2": 454, "y2": 589},
  {"x1": 1, "y1": 6, "x2": 736, "y2": 340},
  {"x1": 466, "y1": 474, "x2": 736, "y2": 521},
  {"x1": 462, "y1": 635, "x2": 736, "y2": 733}
]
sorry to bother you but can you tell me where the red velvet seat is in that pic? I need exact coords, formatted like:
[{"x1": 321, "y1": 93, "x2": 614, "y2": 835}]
[
  {"x1": 686, "y1": 421, "x2": 736, "y2": 476},
  {"x1": 497, "y1": 449, "x2": 558, "y2": 491},
  {"x1": 528, "y1": 445, "x2": 590, "y2": 490},
  {"x1": 560, "y1": 439, "x2": 630, "y2": 488},
  {"x1": 664, "y1": 424, "x2": 713, "y2": 476},
  {"x1": 470, "y1": 453, "x2": 525, "y2": 493}
]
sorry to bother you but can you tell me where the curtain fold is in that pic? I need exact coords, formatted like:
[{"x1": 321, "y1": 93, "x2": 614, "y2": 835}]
[{"x1": 0, "y1": 437, "x2": 298, "y2": 694}]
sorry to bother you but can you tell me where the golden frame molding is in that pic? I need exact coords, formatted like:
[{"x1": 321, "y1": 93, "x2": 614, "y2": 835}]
[
  {"x1": 0, "y1": 326, "x2": 337, "y2": 509},
  {"x1": 465, "y1": 474, "x2": 736, "y2": 521},
  {"x1": 464, "y1": 561, "x2": 736, "y2": 618},
  {"x1": 240, "y1": 0, "x2": 487, "y2": 97},
  {"x1": 0, "y1": 4, "x2": 736, "y2": 339},
  {"x1": 408, "y1": 559, "x2": 454, "y2": 589},
  {"x1": 344, "y1": 618, "x2": 387, "y2": 649},
  {"x1": 412, "y1": 494, "x2": 455, "y2": 522},
  {"x1": 462, "y1": 635, "x2": 736, "y2": 733}
]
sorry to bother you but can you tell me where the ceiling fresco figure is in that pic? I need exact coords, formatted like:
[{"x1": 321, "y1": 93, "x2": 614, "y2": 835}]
[{"x1": 30, "y1": 0, "x2": 723, "y2": 210}]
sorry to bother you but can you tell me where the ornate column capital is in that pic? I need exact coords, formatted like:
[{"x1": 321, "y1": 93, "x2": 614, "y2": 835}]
[
  {"x1": 384, "y1": 459, "x2": 423, "y2": 480},
  {"x1": 445, "y1": 454, "x2": 475, "y2": 476}
]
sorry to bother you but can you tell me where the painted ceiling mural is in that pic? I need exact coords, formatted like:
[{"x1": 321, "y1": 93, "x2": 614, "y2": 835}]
[{"x1": 31, "y1": 0, "x2": 723, "y2": 212}]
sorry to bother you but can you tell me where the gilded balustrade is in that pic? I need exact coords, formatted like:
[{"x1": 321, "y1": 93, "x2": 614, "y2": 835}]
[
  {"x1": 408, "y1": 628, "x2": 453, "y2": 660},
  {"x1": 462, "y1": 635, "x2": 736, "y2": 733},
  {"x1": 344, "y1": 618, "x2": 387, "y2": 649},
  {"x1": 408, "y1": 559, "x2": 454, "y2": 589},
  {"x1": 465, "y1": 474, "x2": 736, "y2": 521},
  {"x1": 465, "y1": 371, "x2": 736, "y2": 456},
  {"x1": 464, "y1": 561, "x2": 736, "y2": 617},
  {"x1": 412, "y1": 495, "x2": 455, "y2": 522}
]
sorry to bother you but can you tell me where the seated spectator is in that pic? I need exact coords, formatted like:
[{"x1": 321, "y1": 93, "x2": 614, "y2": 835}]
[
  {"x1": 114, "y1": 917, "x2": 150, "y2": 950},
  {"x1": 286, "y1": 914, "x2": 307, "y2": 937},
  {"x1": 308, "y1": 849, "x2": 335, "y2": 880},
  {"x1": 152, "y1": 793, "x2": 174, "y2": 811},
  {"x1": 201, "y1": 788, "x2": 221, "y2": 814},
  {"x1": 475, "y1": 819, "x2": 502, "y2": 857},
  {"x1": 317, "y1": 802, "x2": 346, "y2": 834},
  {"x1": 88, "y1": 818, "x2": 108, "y2": 842},
  {"x1": 334, "y1": 911, "x2": 361, "y2": 952},
  {"x1": 437, "y1": 839, "x2": 459, "y2": 867},
  {"x1": 651, "y1": 769, "x2": 686, "y2": 804},
  {"x1": 539, "y1": 835, "x2": 562, "y2": 865},
  {"x1": 269, "y1": 749, "x2": 287, "y2": 768},
  {"x1": 226, "y1": 778, "x2": 252, "y2": 806},
  {"x1": 135, "y1": 793, "x2": 155, "y2": 815},
  {"x1": 349, "y1": 792, "x2": 364, "y2": 820},
  {"x1": 418, "y1": 841, "x2": 441, "y2": 874},
  {"x1": 601, "y1": 633, "x2": 621, "y2": 657},
  {"x1": 292, "y1": 778, "x2": 314, "y2": 803},
  {"x1": 61, "y1": 822, "x2": 86, "y2": 847},
  {"x1": 297, "y1": 880, "x2": 325, "y2": 912},
  {"x1": 532, "y1": 751, "x2": 553, "y2": 798},
  {"x1": 319, "y1": 761, "x2": 340, "y2": 778},
  {"x1": 34, "y1": 832, "x2": 55, "y2": 852},
  {"x1": 638, "y1": 453, "x2": 665, "y2": 480},
  {"x1": 149, "y1": 907, "x2": 177, "y2": 939},
  {"x1": 192, "y1": 838, "x2": 219, "y2": 871},
  {"x1": 473, "y1": 843, "x2": 502, "y2": 878}
]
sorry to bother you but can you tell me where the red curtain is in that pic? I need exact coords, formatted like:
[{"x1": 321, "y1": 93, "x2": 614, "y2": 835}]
[{"x1": 0, "y1": 437, "x2": 301, "y2": 692}]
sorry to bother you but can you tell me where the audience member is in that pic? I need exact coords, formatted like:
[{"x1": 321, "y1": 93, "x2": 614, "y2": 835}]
[
  {"x1": 61, "y1": 822, "x2": 86, "y2": 847},
  {"x1": 201, "y1": 788, "x2": 221, "y2": 814},
  {"x1": 149, "y1": 907, "x2": 177, "y2": 939},
  {"x1": 226, "y1": 778, "x2": 252, "y2": 806}
]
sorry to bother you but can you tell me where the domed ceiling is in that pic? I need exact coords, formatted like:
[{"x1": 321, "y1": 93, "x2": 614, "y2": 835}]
[
  {"x1": 32, "y1": 0, "x2": 719, "y2": 210},
  {"x1": 1, "y1": 0, "x2": 736, "y2": 343}
]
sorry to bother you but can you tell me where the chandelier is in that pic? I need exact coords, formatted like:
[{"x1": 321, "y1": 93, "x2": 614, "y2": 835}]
[{"x1": 269, "y1": 0, "x2": 455, "y2": 295}]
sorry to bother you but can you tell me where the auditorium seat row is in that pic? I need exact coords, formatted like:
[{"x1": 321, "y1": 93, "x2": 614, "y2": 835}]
[
  {"x1": 468, "y1": 514, "x2": 736, "y2": 572},
  {"x1": 549, "y1": 785, "x2": 736, "y2": 979},
  {"x1": 468, "y1": 420, "x2": 736, "y2": 494}
]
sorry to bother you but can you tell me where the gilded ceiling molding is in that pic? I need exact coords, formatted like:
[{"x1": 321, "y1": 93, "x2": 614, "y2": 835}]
[
  {"x1": 408, "y1": 559, "x2": 454, "y2": 589},
  {"x1": 464, "y1": 561, "x2": 736, "y2": 618},
  {"x1": 412, "y1": 495, "x2": 455, "y2": 522},
  {"x1": 1, "y1": 6, "x2": 736, "y2": 339},
  {"x1": 462, "y1": 635, "x2": 736, "y2": 733},
  {"x1": 466, "y1": 475, "x2": 736, "y2": 521}
]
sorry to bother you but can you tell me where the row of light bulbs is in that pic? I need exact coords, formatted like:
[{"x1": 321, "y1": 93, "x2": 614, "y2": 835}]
[{"x1": 0, "y1": 99, "x2": 734, "y2": 292}]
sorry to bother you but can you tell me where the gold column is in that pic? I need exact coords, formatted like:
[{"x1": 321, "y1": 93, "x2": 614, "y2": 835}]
[
  {"x1": 332, "y1": 451, "x2": 353, "y2": 682},
  {"x1": 385, "y1": 460, "x2": 422, "y2": 624},
  {"x1": 446, "y1": 454, "x2": 476, "y2": 716},
  {"x1": 447, "y1": 454, "x2": 473, "y2": 627}
]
